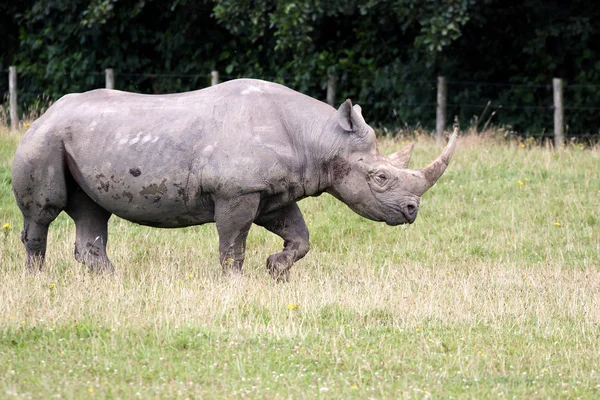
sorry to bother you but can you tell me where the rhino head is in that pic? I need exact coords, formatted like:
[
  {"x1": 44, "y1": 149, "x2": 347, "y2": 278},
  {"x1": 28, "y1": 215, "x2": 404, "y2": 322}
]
[{"x1": 326, "y1": 99, "x2": 457, "y2": 226}]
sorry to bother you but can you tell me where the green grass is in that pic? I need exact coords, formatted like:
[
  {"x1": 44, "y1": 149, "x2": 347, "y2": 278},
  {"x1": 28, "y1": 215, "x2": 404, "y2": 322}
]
[{"x1": 1, "y1": 127, "x2": 600, "y2": 399}]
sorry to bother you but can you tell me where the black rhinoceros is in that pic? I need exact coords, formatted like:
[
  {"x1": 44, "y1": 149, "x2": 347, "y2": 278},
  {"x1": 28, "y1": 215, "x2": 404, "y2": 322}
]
[{"x1": 12, "y1": 78, "x2": 457, "y2": 280}]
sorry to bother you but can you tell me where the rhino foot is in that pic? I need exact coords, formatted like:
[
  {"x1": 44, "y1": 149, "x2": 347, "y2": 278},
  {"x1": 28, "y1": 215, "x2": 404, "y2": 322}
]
[
  {"x1": 221, "y1": 259, "x2": 244, "y2": 277},
  {"x1": 74, "y1": 243, "x2": 114, "y2": 273},
  {"x1": 25, "y1": 254, "x2": 45, "y2": 273},
  {"x1": 266, "y1": 252, "x2": 294, "y2": 282}
]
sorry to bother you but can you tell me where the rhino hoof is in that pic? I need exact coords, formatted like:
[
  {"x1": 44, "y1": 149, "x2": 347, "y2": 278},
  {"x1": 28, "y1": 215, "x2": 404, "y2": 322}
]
[
  {"x1": 270, "y1": 268, "x2": 290, "y2": 283},
  {"x1": 267, "y1": 253, "x2": 292, "y2": 282},
  {"x1": 221, "y1": 258, "x2": 243, "y2": 276}
]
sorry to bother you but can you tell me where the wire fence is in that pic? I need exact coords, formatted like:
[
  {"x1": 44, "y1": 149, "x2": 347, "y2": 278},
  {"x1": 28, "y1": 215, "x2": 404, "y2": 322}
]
[{"x1": 2, "y1": 68, "x2": 599, "y2": 138}]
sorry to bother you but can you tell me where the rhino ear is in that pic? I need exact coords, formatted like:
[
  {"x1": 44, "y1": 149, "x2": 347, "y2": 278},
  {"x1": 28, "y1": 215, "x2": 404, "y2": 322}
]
[
  {"x1": 337, "y1": 99, "x2": 368, "y2": 135},
  {"x1": 337, "y1": 99, "x2": 354, "y2": 131}
]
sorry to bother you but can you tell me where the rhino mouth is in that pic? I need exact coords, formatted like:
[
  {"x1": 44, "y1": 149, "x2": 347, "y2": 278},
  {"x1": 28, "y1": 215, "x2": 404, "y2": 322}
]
[
  {"x1": 385, "y1": 212, "x2": 416, "y2": 226},
  {"x1": 385, "y1": 219, "x2": 411, "y2": 226}
]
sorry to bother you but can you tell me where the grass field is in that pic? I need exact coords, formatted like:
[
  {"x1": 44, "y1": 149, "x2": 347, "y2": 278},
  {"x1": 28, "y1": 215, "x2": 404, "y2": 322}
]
[{"x1": 1, "y1": 124, "x2": 599, "y2": 399}]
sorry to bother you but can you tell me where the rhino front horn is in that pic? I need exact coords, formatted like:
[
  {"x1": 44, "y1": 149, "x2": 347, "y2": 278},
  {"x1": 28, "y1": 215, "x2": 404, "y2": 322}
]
[{"x1": 417, "y1": 126, "x2": 458, "y2": 194}]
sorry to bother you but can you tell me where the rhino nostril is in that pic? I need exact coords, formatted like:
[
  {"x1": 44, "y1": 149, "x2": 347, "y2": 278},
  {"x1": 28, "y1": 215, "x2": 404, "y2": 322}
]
[{"x1": 406, "y1": 203, "x2": 417, "y2": 216}]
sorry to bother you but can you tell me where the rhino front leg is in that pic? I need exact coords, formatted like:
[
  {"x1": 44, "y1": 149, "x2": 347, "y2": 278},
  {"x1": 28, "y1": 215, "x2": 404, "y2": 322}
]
[
  {"x1": 255, "y1": 203, "x2": 309, "y2": 282},
  {"x1": 214, "y1": 194, "x2": 261, "y2": 275}
]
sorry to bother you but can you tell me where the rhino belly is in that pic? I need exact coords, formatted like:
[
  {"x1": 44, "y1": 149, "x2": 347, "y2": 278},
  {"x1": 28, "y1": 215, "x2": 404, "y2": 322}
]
[{"x1": 69, "y1": 161, "x2": 215, "y2": 228}]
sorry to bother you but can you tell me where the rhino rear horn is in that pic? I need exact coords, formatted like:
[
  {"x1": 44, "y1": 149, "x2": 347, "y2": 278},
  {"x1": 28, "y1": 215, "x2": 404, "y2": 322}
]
[
  {"x1": 337, "y1": 99, "x2": 368, "y2": 135},
  {"x1": 389, "y1": 142, "x2": 414, "y2": 169},
  {"x1": 417, "y1": 126, "x2": 458, "y2": 194}
]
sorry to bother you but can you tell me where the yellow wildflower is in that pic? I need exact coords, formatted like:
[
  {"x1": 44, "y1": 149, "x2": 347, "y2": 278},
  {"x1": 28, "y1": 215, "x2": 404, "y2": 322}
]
[
  {"x1": 224, "y1": 258, "x2": 234, "y2": 266},
  {"x1": 49, "y1": 283, "x2": 56, "y2": 290},
  {"x1": 517, "y1": 180, "x2": 524, "y2": 186},
  {"x1": 520, "y1": 143, "x2": 525, "y2": 148},
  {"x1": 553, "y1": 221, "x2": 561, "y2": 227},
  {"x1": 350, "y1": 385, "x2": 358, "y2": 390},
  {"x1": 287, "y1": 304, "x2": 299, "y2": 311},
  {"x1": 88, "y1": 387, "x2": 94, "y2": 393},
  {"x1": 3, "y1": 223, "x2": 11, "y2": 230}
]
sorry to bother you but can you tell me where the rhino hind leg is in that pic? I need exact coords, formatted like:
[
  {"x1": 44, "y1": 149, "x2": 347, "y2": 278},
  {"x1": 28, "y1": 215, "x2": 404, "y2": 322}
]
[
  {"x1": 255, "y1": 203, "x2": 310, "y2": 282},
  {"x1": 20, "y1": 219, "x2": 55, "y2": 271},
  {"x1": 64, "y1": 185, "x2": 114, "y2": 272},
  {"x1": 12, "y1": 150, "x2": 68, "y2": 271}
]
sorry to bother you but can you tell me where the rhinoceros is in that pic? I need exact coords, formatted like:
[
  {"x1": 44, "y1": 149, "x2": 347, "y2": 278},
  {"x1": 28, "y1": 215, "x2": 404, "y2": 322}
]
[{"x1": 12, "y1": 78, "x2": 457, "y2": 280}]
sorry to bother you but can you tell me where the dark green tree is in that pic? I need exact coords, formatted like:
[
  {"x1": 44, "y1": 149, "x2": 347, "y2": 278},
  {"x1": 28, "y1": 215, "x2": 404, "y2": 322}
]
[{"x1": 5, "y1": 0, "x2": 600, "y2": 134}]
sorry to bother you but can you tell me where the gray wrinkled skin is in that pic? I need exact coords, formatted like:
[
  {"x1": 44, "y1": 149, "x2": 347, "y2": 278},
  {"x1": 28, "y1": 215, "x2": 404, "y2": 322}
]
[{"x1": 12, "y1": 79, "x2": 457, "y2": 280}]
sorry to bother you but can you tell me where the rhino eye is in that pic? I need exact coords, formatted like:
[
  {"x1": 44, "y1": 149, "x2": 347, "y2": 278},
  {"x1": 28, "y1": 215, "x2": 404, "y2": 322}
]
[{"x1": 373, "y1": 171, "x2": 389, "y2": 186}]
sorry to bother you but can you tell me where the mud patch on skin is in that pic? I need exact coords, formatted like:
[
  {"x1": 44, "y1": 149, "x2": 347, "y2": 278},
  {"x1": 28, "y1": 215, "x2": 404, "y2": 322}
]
[
  {"x1": 85, "y1": 242, "x2": 100, "y2": 257},
  {"x1": 40, "y1": 204, "x2": 61, "y2": 219},
  {"x1": 325, "y1": 156, "x2": 352, "y2": 181},
  {"x1": 20, "y1": 200, "x2": 32, "y2": 211},
  {"x1": 96, "y1": 173, "x2": 110, "y2": 192},
  {"x1": 173, "y1": 182, "x2": 189, "y2": 204},
  {"x1": 129, "y1": 167, "x2": 141, "y2": 177},
  {"x1": 122, "y1": 191, "x2": 133, "y2": 203},
  {"x1": 140, "y1": 179, "x2": 168, "y2": 196},
  {"x1": 140, "y1": 179, "x2": 168, "y2": 202},
  {"x1": 422, "y1": 165, "x2": 442, "y2": 188}
]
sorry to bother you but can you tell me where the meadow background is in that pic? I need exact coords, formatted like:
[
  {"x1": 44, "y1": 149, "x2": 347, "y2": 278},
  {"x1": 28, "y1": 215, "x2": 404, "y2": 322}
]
[{"x1": 1, "y1": 122, "x2": 599, "y2": 398}]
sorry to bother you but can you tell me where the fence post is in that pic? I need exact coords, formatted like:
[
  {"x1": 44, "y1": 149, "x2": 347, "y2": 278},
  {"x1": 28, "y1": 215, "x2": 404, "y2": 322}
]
[
  {"x1": 327, "y1": 75, "x2": 337, "y2": 107},
  {"x1": 9, "y1": 66, "x2": 18, "y2": 133},
  {"x1": 436, "y1": 76, "x2": 447, "y2": 144},
  {"x1": 553, "y1": 78, "x2": 564, "y2": 151},
  {"x1": 105, "y1": 68, "x2": 115, "y2": 89},
  {"x1": 211, "y1": 70, "x2": 219, "y2": 86}
]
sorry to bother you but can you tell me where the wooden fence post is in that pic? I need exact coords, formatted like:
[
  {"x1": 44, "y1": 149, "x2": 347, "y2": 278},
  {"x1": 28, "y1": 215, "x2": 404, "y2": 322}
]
[
  {"x1": 105, "y1": 68, "x2": 115, "y2": 89},
  {"x1": 553, "y1": 78, "x2": 564, "y2": 150},
  {"x1": 327, "y1": 75, "x2": 337, "y2": 107},
  {"x1": 211, "y1": 70, "x2": 219, "y2": 86},
  {"x1": 436, "y1": 76, "x2": 447, "y2": 144},
  {"x1": 9, "y1": 66, "x2": 18, "y2": 133}
]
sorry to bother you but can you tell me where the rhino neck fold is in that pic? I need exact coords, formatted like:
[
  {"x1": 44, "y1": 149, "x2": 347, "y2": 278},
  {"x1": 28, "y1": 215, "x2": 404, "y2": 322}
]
[
  {"x1": 296, "y1": 146, "x2": 332, "y2": 198},
  {"x1": 284, "y1": 116, "x2": 336, "y2": 199}
]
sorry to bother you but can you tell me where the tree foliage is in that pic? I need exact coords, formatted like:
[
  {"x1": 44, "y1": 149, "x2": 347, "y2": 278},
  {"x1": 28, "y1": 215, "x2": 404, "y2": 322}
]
[{"x1": 2, "y1": 0, "x2": 599, "y2": 134}]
